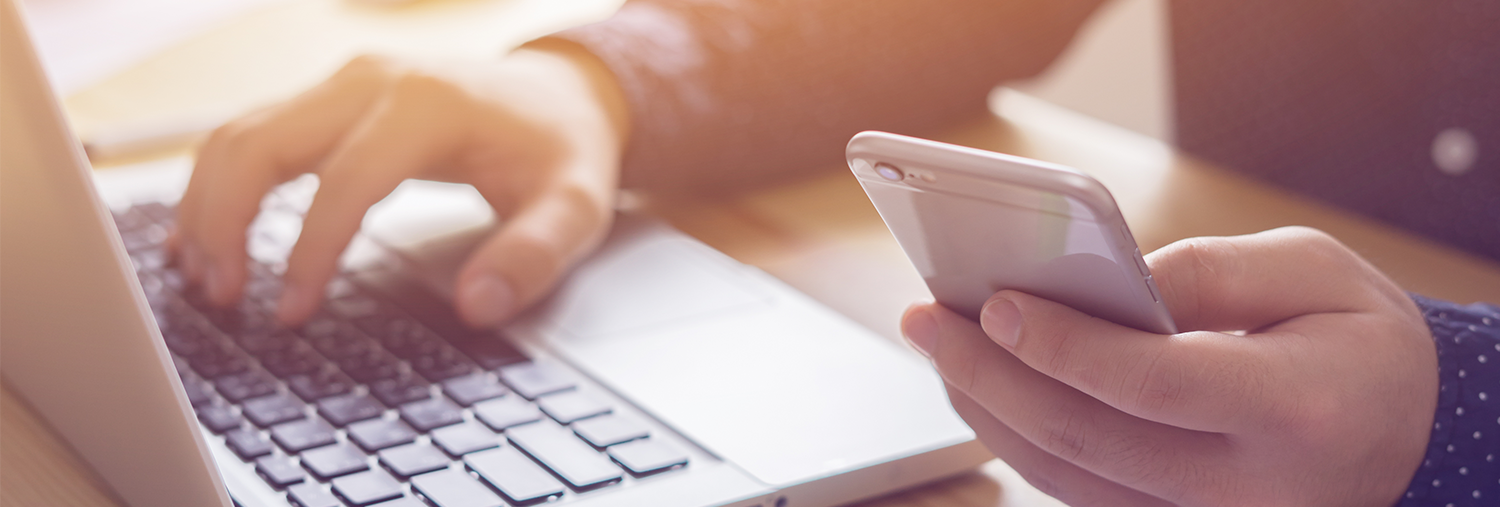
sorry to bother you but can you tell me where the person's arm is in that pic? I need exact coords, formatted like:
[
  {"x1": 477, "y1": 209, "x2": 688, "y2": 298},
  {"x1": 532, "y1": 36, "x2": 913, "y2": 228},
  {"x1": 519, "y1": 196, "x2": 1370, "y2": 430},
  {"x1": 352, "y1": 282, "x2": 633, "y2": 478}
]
[
  {"x1": 547, "y1": 0, "x2": 1106, "y2": 194},
  {"x1": 1398, "y1": 296, "x2": 1500, "y2": 506},
  {"x1": 176, "y1": 0, "x2": 1106, "y2": 327}
]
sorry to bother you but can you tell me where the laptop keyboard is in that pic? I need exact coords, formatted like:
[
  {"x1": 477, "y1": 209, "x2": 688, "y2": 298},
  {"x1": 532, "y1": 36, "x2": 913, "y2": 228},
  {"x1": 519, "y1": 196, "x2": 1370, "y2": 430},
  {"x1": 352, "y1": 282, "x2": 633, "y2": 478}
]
[{"x1": 112, "y1": 201, "x2": 689, "y2": 507}]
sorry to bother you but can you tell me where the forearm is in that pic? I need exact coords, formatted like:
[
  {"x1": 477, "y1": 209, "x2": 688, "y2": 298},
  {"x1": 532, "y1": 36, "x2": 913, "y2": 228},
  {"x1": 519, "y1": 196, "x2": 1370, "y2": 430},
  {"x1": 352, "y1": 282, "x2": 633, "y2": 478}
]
[{"x1": 548, "y1": 0, "x2": 1105, "y2": 194}]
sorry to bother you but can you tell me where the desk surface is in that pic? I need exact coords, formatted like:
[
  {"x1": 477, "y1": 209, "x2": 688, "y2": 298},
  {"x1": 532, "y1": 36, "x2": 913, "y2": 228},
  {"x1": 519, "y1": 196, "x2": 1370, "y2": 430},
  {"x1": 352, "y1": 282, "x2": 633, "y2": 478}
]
[{"x1": 5, "y1": 1, "x2": 1500, "y2": 506}]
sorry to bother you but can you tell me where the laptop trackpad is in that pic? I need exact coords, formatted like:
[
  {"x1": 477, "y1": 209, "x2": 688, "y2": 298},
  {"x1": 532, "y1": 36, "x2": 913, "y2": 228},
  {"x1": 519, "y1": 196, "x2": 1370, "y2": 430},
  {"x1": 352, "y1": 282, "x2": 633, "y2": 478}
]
[
  {"x1": 537, "y1": 224, "x2": 772, "y2": 338},
  {"x1": 528, "y1": 219, "x2": 973, "y2": 488}
]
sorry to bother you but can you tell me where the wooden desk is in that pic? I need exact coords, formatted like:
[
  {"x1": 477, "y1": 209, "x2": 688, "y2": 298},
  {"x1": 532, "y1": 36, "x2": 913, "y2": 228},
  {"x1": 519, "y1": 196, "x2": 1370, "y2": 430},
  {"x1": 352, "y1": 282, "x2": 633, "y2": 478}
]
[{"x1": 5, "y1": 1, "x2": 1500, "y2": 506}]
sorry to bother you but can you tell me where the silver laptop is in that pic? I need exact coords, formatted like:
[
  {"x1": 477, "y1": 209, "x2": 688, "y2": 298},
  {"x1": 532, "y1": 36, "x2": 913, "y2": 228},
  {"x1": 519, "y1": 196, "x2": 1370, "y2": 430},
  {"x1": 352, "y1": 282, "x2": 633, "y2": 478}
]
[{"x1": 0, "y1": 2, "x2": 988, "y2": 507}]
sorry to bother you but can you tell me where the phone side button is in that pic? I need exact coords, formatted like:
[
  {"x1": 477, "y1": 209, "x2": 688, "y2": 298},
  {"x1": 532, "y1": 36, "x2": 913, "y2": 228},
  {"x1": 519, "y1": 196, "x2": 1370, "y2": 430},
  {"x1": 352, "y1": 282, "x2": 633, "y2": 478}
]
[
  {"x1": 1133, "y1": 248, "x2": 1150, "y2": 277},
  {"x1": 1144, "y1": 275, "x2": 1162, "y2": 303}
]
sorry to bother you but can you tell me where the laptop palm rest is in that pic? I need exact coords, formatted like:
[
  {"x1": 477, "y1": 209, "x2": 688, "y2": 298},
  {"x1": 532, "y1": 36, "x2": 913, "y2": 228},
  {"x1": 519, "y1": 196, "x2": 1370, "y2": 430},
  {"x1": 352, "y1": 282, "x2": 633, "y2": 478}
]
[{"x1": 511, "y1": 218, "x2": 981, "y2": 492}]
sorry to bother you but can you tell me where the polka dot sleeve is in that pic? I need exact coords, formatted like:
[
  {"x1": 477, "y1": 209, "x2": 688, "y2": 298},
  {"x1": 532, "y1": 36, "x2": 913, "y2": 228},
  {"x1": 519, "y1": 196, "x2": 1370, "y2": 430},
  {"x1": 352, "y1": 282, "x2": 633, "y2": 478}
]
[{"x1": 1398, "y1": 295, "x2": 1500, "y2": 507}]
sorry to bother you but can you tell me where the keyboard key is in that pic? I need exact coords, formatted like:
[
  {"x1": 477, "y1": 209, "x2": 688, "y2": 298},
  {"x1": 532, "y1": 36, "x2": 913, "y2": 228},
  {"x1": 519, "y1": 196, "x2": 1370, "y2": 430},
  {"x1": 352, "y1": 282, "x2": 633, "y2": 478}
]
[
  {"x1": 453, "y1": 338, "x2": 526, "y2": 371},
  {"x1": 287, "y1": 368, "x2": 354, "y2": 402},
  {"x1": 369, "y1": 498, "x2": 423, "y2": 507},
  {"x1": 287, "y1": 483, "x2": 341, "y2": 507},
  {"x1": 498, "y1": 363, "x2": 574, "y2": 400},
  {"x1": 430, "y1": 421, "x2": 499, "y2": 457},
  {"x1": 472, "y1": 397, "x2": 541, "y2": 431},
  {"x1": 154, "y1": 294, "x2": 194, "y2": 325},
  {"x1": 608, "y1": 438, "x2": 689, "y2": 476},
  {"x1": 191, "y1": 353, "x2": 251, "y2": 379},
  {"x1": 261, "y1": 343, "x2": 325, "y2": 378},
  {"x1": 139, "y1": 273, "x2": 172, "y2": 305},
  {"x1": 571, "y1": 414, "x2": 649, "y2": 448},
  {"x1": 181, "y1": 373, "x2": 215, "y2": 407},
  {"x1": 357, "y1": 316, "x2": 442, "y2": 359},
  {"x1": 464, "y1": 446, "x2": 565, "y2": 504},
  {"x1": 332, "y1": 469, "x2": 403, "y2": 506},
  {"x1": 410, "y1": 348, "x2": 475, "y2": 382},
  {"x1": 336, "y1": 349, "x2": 401, "y2": 383},
  {"x1": 304, "y1": 320, "x2": 377, "y2": 361},
  {"x1": 197, "y1": 404, "x2": 243, "y2": 433},
  {"x1": 537, "y1": 390, "x2": 611, "y2": 424},
  {"x1": 162, "y1": 321, "x2": 217, "y2": 357},
  {"x1": 317, "y1": 393, "x2": 385, "y2": 427},
  {"x1": 377, "y1": 443, "x2": 450, "y2": 479},
  {"x1": 441, "y1": 374, "x2": 507, "y2": 407},
  {"x1": 507, "y1": 423, "x2": 622, "y2": 489},
  {"x1": 399, "y1": 397, "x2": 463, "y2": 432},
  {"x1": 350, "y1": 271, "x2": 526, "y2": 369},
  {"x1": 188, "y1": 342, "x2": 251, "y2": 379},
  {"x1": 237, "y1": 329, "x2": 300, "y2": 356},
  {"x1": 172, "y1": 354, "x2": 193, "y2": 377},
  {"x1": 179, "y1": 291, "x2": 225, "y2": 321},
  {"x1": 347, "y1": 419, "x2": 417, "y2": 453},
  {"x1": 205, "y1": 301, "x2": 276, "y2": 339},
  {"x1": 243, "y1": 271, "x2": 284, "y2": 303},
  {"x1": 349, "y1": 310, "x2": 415, "y2": 335},
  {"x1": 271, "y1": 418, "x2": 338, "y2": 453},
  {"x1": 243, "y1": 393, "x2": 306, "y2": 427},
  {"x1": 301, "y1": 443, "x2": 369, "y2": 480},
  {"x1": 410, "y1": 468, "x2": 503, "y2": 507},
  {"x1": 369, "y1": 375, "x2": 430, "y2": 407},
  {"x1": 215, "y1": 370, "x2": 277, "y2": 403},
  {"x1": 255, "y1": 454, "x2": 307, "y2": 489},
  {"x1": 225, "y1": 428, "x2": 274, "y2": 460}
]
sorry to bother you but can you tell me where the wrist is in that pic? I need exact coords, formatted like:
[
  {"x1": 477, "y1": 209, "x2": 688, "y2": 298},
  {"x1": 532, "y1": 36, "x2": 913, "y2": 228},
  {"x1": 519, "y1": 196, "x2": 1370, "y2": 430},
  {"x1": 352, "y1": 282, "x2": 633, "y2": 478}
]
[{"x1": 513, "y1": 38, "x2": 632, "y2": 163}]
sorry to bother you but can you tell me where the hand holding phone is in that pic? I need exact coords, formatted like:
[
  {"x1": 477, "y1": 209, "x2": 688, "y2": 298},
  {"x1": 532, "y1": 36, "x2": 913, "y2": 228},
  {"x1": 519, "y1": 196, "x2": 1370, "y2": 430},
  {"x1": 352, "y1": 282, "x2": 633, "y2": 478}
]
[
  {"x1": 847, "y1": 131, "x2": 1175, "y2": 334},
  {"x1": 869, "y1": 132, "x2": 1441, "y2": 506}
]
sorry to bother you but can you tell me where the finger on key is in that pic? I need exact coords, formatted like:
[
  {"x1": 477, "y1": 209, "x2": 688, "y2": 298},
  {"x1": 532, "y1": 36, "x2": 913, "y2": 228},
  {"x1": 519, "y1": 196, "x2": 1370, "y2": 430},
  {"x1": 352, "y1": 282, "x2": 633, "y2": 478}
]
[
  {"x1": 177, "y1": 57, "x2": 393, "y2": 306},
  {"x1": 276, "y1": 86, "x2": 461, "y2": 325}
]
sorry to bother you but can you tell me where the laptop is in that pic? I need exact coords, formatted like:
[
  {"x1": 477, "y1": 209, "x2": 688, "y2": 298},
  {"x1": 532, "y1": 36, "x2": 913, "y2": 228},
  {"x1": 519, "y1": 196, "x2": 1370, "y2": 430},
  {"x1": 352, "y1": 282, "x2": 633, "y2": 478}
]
[{"x1": 0, "y1": 2, "x2": 988, "y2": 507}]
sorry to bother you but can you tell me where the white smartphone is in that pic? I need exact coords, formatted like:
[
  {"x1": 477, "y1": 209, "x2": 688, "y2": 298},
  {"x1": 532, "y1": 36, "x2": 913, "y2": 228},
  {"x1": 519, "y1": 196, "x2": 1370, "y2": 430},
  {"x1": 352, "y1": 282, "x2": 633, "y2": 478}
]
[{"x1": 847, "y1": 131, "x2": 1177, "y2": 335}]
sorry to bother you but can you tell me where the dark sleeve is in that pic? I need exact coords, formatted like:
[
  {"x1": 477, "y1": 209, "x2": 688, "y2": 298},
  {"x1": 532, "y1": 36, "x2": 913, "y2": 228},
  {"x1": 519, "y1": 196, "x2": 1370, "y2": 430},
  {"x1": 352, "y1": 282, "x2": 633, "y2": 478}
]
[
  {"x1": 548, "y1": 0, "x2": 1105, "y2": 193},
  {"x1": 1398, "y1": 295, "x2": 1500, "y2": 506}
]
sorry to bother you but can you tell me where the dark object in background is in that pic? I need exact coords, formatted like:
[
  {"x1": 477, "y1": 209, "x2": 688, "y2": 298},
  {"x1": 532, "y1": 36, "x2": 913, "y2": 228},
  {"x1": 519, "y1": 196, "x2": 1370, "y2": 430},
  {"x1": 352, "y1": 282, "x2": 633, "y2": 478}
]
[{"x1": 1173, "y1": 0, "x2": 1500, "y2": 260}]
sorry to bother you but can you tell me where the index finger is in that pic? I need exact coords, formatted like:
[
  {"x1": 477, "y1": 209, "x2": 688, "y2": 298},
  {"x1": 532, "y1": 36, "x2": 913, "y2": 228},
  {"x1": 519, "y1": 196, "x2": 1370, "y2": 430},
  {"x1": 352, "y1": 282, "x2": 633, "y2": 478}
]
[
  {"x1": 175, "y1": 57, "x2": 392, "y2": 305},
  {"x1": 1146, "y1": 226, "x2": 1391, "y2": 333},
  {"x1": 274, "y1": 85, "x2": 461, "y2": 325}
]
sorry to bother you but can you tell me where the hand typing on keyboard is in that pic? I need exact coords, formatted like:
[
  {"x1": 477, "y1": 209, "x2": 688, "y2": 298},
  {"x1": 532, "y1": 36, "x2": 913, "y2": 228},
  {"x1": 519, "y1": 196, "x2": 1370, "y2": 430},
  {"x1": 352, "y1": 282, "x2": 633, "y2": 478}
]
[
  {"x1": 170, "y1": 40, "x2": 630, "y2": 328},
  {"x1": 115, "y1": 206, "x2": 691, "y2": 506},
  {"x1": 901, "y1": 227, "x2": 1441, "y2": 507}
]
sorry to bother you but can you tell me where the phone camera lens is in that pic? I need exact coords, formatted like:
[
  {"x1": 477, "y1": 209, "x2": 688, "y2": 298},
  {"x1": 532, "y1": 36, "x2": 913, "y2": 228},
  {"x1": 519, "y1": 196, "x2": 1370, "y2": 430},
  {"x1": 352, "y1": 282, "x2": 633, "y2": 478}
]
[{"x1": 875, "y1": 163, "x2": 904, "y2": 181}]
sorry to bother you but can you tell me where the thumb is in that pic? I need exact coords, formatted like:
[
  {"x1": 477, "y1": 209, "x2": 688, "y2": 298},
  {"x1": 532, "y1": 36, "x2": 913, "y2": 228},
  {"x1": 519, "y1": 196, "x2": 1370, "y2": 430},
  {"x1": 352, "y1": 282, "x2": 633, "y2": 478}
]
[
  {"x1": 983, "y1": 289, "x2": 1272, "y2": 432},
  {"x1": 454, "y1": 184, "x2": 612, "y2": 327}
]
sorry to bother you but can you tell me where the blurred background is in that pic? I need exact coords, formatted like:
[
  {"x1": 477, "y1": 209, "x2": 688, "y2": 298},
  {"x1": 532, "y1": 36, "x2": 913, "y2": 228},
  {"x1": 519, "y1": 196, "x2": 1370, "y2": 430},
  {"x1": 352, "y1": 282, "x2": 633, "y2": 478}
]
[{"x1": 22, "y1": 0, "x2": 1173, "y2": 159}]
